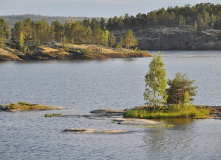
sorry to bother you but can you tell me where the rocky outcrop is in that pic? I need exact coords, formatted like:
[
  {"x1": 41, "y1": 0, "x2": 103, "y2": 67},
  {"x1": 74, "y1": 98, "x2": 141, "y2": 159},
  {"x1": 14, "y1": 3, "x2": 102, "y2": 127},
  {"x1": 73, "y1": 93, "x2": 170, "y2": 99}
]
[
  {"x1": 0, "y1": 48, "x2": 22, "y2": 61},
  {"x1": 113, "y1": 118, "x2": 159, "y2": 124},
  {"x1": 85, "y1": 108, "x2": 125, "y2": 118},
  {"x1": 1, "y1": 44, "x2": 151, "y2": 61},
  {"x1": 207, "y1": 106, "x2": 221, "y2": 119},
  {"x1": 111, "y1": 26, "x2": 221, "y2": 50},
  {"x1": 63, "y1": 128, "x2": 133, "y2": 134},
  {"x1": 0, "y1": 102, "x2": 64, "y2": 111},
  {"x1": 19, "y1": 46, "x2": 72, "y2": 60}
]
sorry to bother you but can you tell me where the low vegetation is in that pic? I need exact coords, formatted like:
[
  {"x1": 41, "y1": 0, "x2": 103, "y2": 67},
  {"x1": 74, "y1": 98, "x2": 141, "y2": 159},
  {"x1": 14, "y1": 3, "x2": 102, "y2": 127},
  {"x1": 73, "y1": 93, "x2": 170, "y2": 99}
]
[
  {"x1": 45, "y1": 113, "x2": 63, "y2": 117},
  {"x1": 124, "y1": 105, "x2": 210, "y2": 119},
  {"x1": 0, "y1": 101, "x2": 63, "y2": 111}
]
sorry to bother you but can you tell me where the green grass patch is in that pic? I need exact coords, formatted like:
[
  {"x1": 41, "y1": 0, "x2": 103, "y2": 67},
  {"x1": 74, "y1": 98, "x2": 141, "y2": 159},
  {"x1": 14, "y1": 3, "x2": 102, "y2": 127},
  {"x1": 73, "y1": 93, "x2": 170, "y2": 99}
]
[
  {"x1": 5, "y1": 102, "x2": 57, "y2": 111},
  {"x1": 45, "y1": 113, "x2": 63, "y2": 117},
  {"x1": 123, "y1": 104, "x2": 210, "y2": 119}
]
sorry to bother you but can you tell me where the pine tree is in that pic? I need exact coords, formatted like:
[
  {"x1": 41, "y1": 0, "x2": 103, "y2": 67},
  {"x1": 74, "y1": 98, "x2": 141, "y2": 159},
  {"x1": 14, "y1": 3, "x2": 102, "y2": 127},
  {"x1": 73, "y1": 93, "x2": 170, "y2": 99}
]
[
  {"x1": 122, "y1": 30, "x2": 137, "y2": 49},
  {"x1": 19, "y1": 32, "x2": 25, "y2": 51},
  {"x1": 166, "y1": 72, "x2": 197, "y2": 104},
  {"x1": 101, "y1": 30, "x2": 109, "y2": 47},
  {"x1": 23, "y1": 18, "x2": 32, "y2": 41},
  {"x1": 109, "y1": 33, "x2": 116, "y2": 48},
  {"x1": 0, "y1": 36, "x2": 5, "y2": 48},
  {"x1": 93, "y1": 24, "x2": 103, "y2": 44}
]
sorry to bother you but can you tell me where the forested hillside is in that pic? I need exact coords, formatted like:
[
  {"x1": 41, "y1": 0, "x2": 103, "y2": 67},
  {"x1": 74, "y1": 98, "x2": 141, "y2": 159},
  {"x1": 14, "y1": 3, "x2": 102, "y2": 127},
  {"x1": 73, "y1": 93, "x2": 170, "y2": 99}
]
[
  {"x1": 106, "y1": 3, "x2": 221, "y2": 30},
  {"x1": 0, "y1": 3, "x2": 221, "y2": 54},
  {"x1": 0, "y1": 14, "x2": 108, "y2": 26}
]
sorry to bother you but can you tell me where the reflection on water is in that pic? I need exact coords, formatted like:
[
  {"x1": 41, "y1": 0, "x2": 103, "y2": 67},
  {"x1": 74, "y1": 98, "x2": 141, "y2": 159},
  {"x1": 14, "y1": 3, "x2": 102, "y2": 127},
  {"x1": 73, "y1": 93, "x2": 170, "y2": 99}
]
[
  {"x1": 143, "y1": 119, "x2": 194, "y2": 160},
  {"x1": 142, "y1": 119, "x2": 221, "y2": 160}
]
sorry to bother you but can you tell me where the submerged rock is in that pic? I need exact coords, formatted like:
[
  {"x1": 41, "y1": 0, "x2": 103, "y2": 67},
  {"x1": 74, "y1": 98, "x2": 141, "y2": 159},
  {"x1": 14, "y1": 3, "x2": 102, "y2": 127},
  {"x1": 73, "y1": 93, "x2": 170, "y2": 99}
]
[
  {"x1": 113, "y1": 118, "x2": 159, "y2": 125},
  {"x1": 86, "y1": 108, "x2": 125, "y2": 118},
  {"x1": 90, "y1": 108, "x2": 124, "y2": 114},
  {"x1": 63, "y1": 128, "x2": 133, "y2": 134}
]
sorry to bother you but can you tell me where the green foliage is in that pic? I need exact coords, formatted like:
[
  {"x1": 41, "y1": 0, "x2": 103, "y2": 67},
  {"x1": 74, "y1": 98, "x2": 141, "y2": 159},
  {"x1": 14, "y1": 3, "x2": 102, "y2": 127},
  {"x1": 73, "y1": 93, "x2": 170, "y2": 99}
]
[
  {"x1": 93, "y1": 25, "x2": 103, "y2": 44},
  {"x1": 59, "y1": 48, "x2": 64, "y2": 52},
  {"x1": 5, "y1": 102, "x2": 55, "y2": 111},
  {"x1": 23, "y1": 46, "x2": 30, "y2": 54},
  {"x1": 101, "y1": 30, "x2": 109, "y2": 47},
  {"x1": 1, "y1": 14, "x2": 108, "y2": 27},
  {"x1": 115, "y1": 42, "x2": 122, "y2": 48},
  {"x1": 18, "y1": 101, "x2": 29, "y2": 105},
  {"x1": 109, "y1": 33, "x2": 116, "y2": 48},
  {"x1": 19, "y1": 32, "x2": 25, "y2": 50},
  {"x1": 45, "y1": 113, "x2": 63, "y2": 117},
  {"x1": 166, "y1": 72, "x2": 197, "y2": 104},
  {"x1": 106, "y1": 3, "x2": 221, "y2": 29},
  {"x1": 183, "y1": 92, "x2": 191, "y2": 105},
  {"x1": 194, "y1": 20, "x2": 198, "y2": 30},
  {"x1": 0, "y1": 36, "x2": 5, "y2": 48},
  {"x1": 122, "y1": 30, "x2": 137, "y2": 49},
  {"x1": 123, "y1": 105, "x2": 210, "y2": 119},
  {"x1": 144, "y1": 52, "x2": 167, "y2": 108},
  {"x1": 82, "y1": 48, "x2": 93, "y2": 56},
  {"x1": 0, "y1": 17, "x2": 11, "y2": 40}
]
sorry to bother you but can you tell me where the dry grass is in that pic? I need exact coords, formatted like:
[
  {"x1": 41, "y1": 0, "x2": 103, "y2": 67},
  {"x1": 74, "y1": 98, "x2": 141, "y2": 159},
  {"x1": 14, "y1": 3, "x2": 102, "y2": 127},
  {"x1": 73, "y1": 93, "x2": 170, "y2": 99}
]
[
  {"x1": 54, "y1": 43, "x2": 152, "y2": 57},
  {"x1": 0, "y1": 48, "x2": 22, "y2": 60},
  {"x1": 40, "y1": 46, "x2": 69, "y2": 55}
]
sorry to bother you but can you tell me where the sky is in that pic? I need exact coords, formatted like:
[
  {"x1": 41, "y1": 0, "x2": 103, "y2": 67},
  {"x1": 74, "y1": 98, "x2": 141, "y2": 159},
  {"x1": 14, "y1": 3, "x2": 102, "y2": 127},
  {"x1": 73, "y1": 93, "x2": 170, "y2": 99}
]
[{"x1": 0, "y1": 0, "x2": 220, "y2": 18}]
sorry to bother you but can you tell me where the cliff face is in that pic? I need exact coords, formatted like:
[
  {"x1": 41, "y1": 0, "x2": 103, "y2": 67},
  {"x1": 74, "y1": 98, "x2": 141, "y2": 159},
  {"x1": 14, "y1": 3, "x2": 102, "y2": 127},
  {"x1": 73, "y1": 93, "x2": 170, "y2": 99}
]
[{"x1": 112, "y1": 26, "x2": 221, "y2": 50}]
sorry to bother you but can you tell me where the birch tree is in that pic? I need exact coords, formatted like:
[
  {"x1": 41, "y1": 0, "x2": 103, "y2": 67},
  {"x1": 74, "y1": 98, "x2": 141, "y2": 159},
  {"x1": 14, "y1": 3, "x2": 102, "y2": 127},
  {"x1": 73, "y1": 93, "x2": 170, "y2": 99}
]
[{"x1": 144, "y1": 52, "x2": 167, "y2": 109}]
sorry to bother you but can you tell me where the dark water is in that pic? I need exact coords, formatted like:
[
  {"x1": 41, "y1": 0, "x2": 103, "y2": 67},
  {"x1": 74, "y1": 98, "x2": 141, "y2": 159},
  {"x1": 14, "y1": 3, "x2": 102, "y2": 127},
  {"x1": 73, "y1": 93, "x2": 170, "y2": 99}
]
[{"x1": 0, "y1": 51, "x2": 221, "y2": 160}]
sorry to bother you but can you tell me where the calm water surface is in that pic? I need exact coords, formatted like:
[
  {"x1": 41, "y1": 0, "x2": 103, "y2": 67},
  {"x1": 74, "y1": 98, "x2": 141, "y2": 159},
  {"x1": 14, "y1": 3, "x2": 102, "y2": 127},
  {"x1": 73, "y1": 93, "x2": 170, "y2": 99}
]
[{"x1": 0, "y1": 51, "x2": 221, "y2": 160}]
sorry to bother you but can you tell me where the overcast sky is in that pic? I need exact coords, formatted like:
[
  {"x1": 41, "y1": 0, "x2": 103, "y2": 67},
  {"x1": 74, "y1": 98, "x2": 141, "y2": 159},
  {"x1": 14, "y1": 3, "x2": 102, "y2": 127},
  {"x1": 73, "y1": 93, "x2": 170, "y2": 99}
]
[{"x1": 0, "y1": 0, "x2": 220, "y2": 17}]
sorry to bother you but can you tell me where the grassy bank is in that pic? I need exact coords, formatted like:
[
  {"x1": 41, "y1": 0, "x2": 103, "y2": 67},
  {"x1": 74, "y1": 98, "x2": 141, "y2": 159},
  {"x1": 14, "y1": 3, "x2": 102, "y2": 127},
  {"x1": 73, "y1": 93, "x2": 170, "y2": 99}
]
[{"x1": 123, "y1": 104, "x2": 210, "y2": 119}]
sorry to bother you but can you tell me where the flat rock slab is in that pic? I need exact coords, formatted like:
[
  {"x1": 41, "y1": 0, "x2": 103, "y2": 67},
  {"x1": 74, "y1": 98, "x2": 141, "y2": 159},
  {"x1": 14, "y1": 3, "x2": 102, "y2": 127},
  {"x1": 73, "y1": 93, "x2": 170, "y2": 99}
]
[
  {"x1": 87, "y1": 108, "x2": 125, "y2": 118},
  {"x1": 90, "y1": 108, "x2": 125, "y2": 114},
  {"x1": 63, "y1": 128, "x2": 133, "y2": 134},
  {"x1": 113, "y1": 118, "x2": 159, "y2": 125}
]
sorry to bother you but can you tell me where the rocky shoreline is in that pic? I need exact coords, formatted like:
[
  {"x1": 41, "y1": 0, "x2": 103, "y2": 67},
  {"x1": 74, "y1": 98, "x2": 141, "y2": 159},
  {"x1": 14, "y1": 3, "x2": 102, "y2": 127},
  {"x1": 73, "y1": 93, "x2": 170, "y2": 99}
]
[
  {"x1": 0, "y1": 43, "x2": 152, "y2": 61},
  {"x1": 1, "y1": 103, "x2": 220, "y2": 134}
]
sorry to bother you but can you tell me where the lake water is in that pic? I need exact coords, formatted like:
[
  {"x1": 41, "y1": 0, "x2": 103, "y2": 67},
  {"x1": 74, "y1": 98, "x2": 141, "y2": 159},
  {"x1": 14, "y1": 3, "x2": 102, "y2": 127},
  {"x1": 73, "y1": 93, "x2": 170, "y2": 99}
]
[{"x1": 0, "y1": 51, "x2": 221, "y2": 160}]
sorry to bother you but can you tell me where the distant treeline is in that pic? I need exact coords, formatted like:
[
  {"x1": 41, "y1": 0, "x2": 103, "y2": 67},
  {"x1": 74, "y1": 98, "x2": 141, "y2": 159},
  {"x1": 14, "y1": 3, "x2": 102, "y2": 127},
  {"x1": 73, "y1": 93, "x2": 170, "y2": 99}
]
[
  {"x1": 106, "y1": 3, "x2": 221, "y2": 29},
  {"x1": 0, "y1": 14, "x2": 108, "y2": 26}
]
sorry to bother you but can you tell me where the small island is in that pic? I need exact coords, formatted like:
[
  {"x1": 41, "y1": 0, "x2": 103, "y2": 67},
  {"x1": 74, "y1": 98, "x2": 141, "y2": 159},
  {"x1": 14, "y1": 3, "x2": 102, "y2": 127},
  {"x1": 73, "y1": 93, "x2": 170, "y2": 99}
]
[
  {"x1": 0, "y1": 101, "x2": 64, "y2": 111},
  {"x1": 123, "y1": 52, "x2": 212, "y2": 119}
]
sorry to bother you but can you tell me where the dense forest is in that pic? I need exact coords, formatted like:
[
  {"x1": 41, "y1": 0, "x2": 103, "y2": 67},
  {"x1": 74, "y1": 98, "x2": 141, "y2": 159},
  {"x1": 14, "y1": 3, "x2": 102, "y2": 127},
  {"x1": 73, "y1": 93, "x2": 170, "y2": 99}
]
[
  {"x1": 106, "y1": 3, "x2": 221, "y2": 30},
  {"x1": 0, "y1": 16, "x2": 137, "y2": 52},
  {"x1": 0, "y1": 3, "x2": 221, "y2": 53}
]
